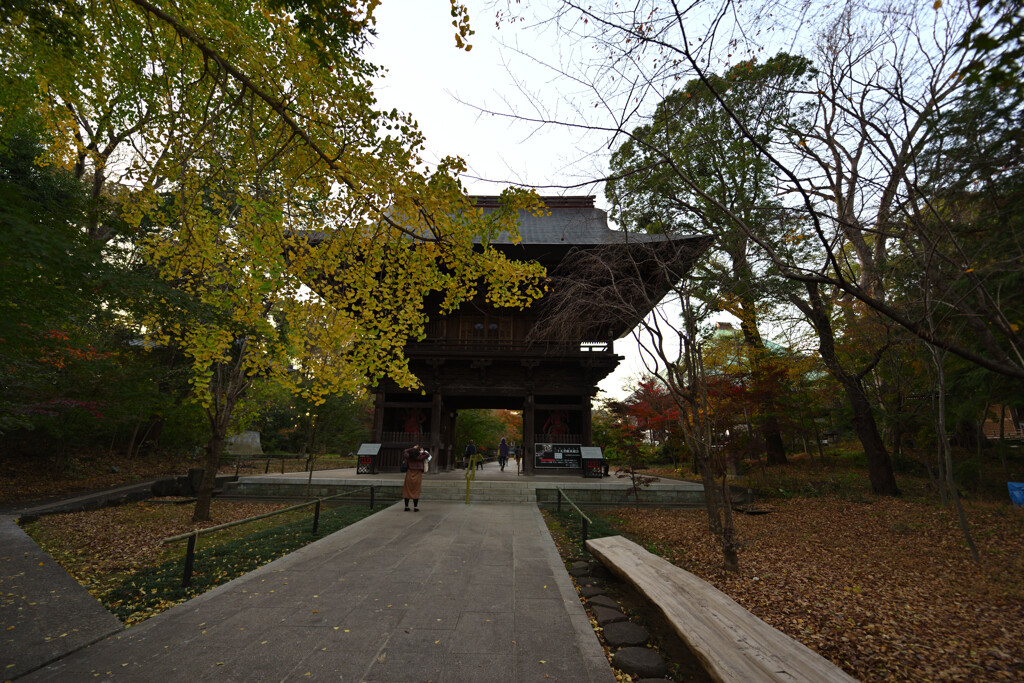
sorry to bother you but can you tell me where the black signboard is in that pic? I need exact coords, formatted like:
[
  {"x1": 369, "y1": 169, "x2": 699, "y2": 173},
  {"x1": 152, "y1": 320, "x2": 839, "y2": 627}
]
[
  {"x1": 583, "y1": 459, "x2": 604, "y2": 478},
  {"x1": 356, "y1": 443, "x2": 381, "y2": 474},
  {"x1": 580, "y1": 446, "x2": 605, "y2": 478},
  {"x1": 535, "y1": 443, "x2": 583, "y2": 469}
]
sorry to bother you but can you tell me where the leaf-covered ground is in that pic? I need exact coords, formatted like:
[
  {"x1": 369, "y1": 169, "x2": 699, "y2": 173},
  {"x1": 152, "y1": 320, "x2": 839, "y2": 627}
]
[
  {"x1": 23, "y1": 500, "x2": 292, "y2": 597},
  {"x1": 24, "y1": 499, "x2": 378, "y2": 625},
  {"x1": 0, "y1": 452, "x2": 198, "y2": 507},
  {"x1": 608, "y1": 498, "x2": 1024, "y2": 682},
  {"x1": 1, "y1": 451, "x2": 355, "y2": 508}
]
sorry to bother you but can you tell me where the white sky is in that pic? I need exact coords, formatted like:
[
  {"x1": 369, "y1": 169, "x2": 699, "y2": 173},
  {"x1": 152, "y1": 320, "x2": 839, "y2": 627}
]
[
  {"x1": 366, "y1": 1, "x2": 603, "y2": 192},
  {"x1": 366, "y1": 1, "x2": 730, "y2": 400}
]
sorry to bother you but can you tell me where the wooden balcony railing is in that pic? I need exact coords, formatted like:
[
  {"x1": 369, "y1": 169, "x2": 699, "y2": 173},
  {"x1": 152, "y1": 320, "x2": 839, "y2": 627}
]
[
  {"x1": 534, "y1": 434, "x2": 583, "y2": 445},
  {"x1": 406, "y1": 340, "x2": 613, "y2": 354},
  {"x1": 381, "y1": 431, "x2": 436, "y2": 444}
]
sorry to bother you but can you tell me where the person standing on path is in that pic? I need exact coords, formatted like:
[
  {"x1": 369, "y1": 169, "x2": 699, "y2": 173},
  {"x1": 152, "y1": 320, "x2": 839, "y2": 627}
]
[
  {"x1": 402, "y1": 445, "x2": 429, "y2": 511},
  {"x1": 498, "y1": 437, "x2": 510, "y2": 471},
  {"x1": 464, "y1": 439, "x2": 476, "y2": 469}
]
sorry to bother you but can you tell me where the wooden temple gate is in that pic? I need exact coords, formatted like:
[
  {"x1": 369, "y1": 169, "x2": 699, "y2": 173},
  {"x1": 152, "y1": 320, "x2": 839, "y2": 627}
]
[{"x1": 368, "y1": 196, "x2": 708, "y2": 475}]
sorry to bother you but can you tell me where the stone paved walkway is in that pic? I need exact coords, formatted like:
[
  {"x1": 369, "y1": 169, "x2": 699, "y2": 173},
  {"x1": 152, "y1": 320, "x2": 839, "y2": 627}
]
[
  {"x1": 16, "y1": 502, "x2": 615, "y2": 682},
  {"x1": 1, "y1": 515, "x2": 123, "y2": 680}
]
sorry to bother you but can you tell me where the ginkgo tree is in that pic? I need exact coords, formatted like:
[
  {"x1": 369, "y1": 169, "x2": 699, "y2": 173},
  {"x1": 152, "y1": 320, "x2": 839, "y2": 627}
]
[{"x1": 2, "y1": 0, "x2": 546, "y2": 521}]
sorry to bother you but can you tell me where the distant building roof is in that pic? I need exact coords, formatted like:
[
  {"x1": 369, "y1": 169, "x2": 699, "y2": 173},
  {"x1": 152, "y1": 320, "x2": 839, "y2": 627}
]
[{"x1": 712, "y1": 321, "x2": 789, "y2": 354}]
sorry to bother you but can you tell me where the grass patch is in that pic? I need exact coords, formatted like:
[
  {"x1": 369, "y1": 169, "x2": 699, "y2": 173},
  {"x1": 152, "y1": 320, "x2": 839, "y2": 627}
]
[{"x1": 542, "y1": 507, "x2": 623, "y2": 558}]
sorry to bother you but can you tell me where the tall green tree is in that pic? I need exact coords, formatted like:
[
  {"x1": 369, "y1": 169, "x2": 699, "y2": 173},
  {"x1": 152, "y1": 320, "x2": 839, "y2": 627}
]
[
  {"x1": 606, "y1": 54, "x2": 814, "y2": 466},
  {"x1": 0, "y1": 127, "x2": 101, "y2": 438},
  {"x1": 2, "y1": 0, "x2": 546, "y2": 520}
]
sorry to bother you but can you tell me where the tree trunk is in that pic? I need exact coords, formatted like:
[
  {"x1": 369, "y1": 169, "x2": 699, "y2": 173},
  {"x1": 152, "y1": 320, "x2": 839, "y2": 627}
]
[
  {"x1": 192, "y1": 425, "x2": 226, "y2": 523},
  {"x1": 697, "y1": 451, "x2": 722, "y2": 536},
  {"x1": 738, "y1": 320, "x2": 788, "y2": 466},
  {"x1": 843, "y1": 378, "x2": 901, "y2": 496},
  {"x1": 763, "y1": 415, "x2": 788, "y2": 465},
  {"x1": 193, "y1": 385, "x2": 239, "y2": 524},
  {"x1": 189, "y1": 338, "x2": 256, "y2": 523},
  {"x1": 720, "y1": 475, "x2": 739, "y2": 573},
  {"x1": 798, "y1": 284, "x2": 899, "y2": 495},
  {"x1": 997, "y1": 405, "x2": 1009, "y2": 479},
  {"x1": 126, "y1": 412, "x2": 143, "y2": 459},
  {"x1": 929, "y1": 344, "x2": 980, "y2": 562}
]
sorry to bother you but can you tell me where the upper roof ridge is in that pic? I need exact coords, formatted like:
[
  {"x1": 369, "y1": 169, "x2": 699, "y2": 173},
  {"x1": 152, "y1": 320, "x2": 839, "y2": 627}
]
[{"x1": 470, "y1": 195, "x2": 596, "y2": 209}]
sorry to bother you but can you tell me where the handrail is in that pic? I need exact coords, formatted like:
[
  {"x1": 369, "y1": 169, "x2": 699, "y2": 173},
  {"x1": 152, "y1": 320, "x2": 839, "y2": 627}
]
[
  {"x1": 160, "y1": 487, "x2": 368, "y2": 545},
  {"x1": 161, "y1": 485, "x2": 376, "y2": 588},
  {"x1": 555, "y1": 487, "x2": 592, "y2": 544},
  {"x1": 555, "y1": 487, "x2": 592, "y2": 524}
]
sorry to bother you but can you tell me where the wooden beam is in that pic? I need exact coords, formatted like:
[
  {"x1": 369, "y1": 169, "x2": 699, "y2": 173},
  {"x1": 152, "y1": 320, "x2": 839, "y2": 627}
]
[
  {"x1": 523, "y1": 394, "x2": 535, "y2": 476},
  {"x1": 582, "y1": 395, "x2": 592, "y2": 446},
  {"x1": 430, "y1": 392, "x2": 442, "y2": 469}
]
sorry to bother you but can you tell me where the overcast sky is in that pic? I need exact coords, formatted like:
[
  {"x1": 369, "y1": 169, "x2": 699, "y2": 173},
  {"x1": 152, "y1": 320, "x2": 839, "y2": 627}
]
[{"x1": 367, "y1": 1, "x2": 604, "y2": 193}]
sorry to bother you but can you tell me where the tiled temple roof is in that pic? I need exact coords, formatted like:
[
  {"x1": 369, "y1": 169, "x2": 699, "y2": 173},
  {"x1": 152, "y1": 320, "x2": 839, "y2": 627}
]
[{"x1": 472, "y1": 195, "x2": 681, "y2": 246}]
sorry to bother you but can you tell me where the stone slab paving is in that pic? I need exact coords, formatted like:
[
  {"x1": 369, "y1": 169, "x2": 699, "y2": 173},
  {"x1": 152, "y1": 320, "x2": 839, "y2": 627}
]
[
  {"x1": 1, "y1": 516, "x2": 123, "y2": 680},
  {"x1": 20, "y1": 502, "x2": 615, "y2": 682}
]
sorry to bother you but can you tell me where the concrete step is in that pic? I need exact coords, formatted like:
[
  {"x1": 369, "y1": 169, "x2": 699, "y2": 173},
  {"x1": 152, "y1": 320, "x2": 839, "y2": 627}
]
[
  {"x1": 422, "y1": 494, "x2": 538, "y2": 503},
  {"x1": 223, "y1": 475, "x2": 709, "y2": 508}
]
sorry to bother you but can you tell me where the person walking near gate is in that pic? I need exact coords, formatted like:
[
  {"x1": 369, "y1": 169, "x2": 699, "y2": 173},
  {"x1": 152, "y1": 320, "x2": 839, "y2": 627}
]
[
  {"x1": 464, "y1": 439, "x2": 476, "y2": 469},
  {"x1": 498, "y1": 437, "x2": 510, "y2": 472}
]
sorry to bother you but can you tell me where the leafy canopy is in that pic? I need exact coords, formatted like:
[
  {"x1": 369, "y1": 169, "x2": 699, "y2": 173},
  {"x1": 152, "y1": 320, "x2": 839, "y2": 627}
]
[{"x1": 1, "y1": 0, "x2": 546, "y2": 407}]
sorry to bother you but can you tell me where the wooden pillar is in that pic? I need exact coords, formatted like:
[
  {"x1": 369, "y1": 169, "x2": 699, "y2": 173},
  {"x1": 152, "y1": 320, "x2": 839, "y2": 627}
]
[
  {"x1": 523, "y1": 393, "x2": 535, "y2": 476},
  {"x1": 372, "y1": 390, "x2": 385, "y2": 442},
  {"x1": 582, "y1": 395, "x2": 593, "y2": 446},
  {"x1": 445, "y1": 409, "x2": 458, "y2": 471},
  {"x1": 430, "y1": 393, "x2": 442, "y2": 470}
]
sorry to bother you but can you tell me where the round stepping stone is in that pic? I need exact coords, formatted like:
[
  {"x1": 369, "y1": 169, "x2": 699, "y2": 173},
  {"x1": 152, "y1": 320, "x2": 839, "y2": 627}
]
[
  {"x1": 579, "y1": 586, "x2": 604, "y2": 598},
  {"x1": 577, "y1": 576, "x2": 604, "y2": 589},
  {"x1": 587, "y1": 595, "x2": 619, "y2": 609},
  {"x1": 602, "y1": 621, "x2": 650, "y2": 647},
  {"x1": 571, "y1": 560, "x2": 590, "y2": 572},
  {"x1": 591, "y1": 604, "x2": 628, "y2": 626},
  {"x1": 569, "y1": 566, "x2": 592, "y2": 577},
  {"x1": 612, "y1": 647, "x2": 669, "y2": 678}
]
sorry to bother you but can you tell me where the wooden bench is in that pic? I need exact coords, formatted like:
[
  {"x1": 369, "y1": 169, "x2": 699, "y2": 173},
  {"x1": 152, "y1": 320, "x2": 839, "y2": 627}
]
[{"x1": 586, "y1": 535, "x2": 857, "y2": 683}]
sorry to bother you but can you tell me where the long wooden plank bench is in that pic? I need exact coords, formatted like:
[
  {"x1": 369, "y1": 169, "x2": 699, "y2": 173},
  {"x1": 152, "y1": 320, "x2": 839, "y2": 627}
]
[{"x1": 586, "y1": 535, "x2": 858, "y2": 682}]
